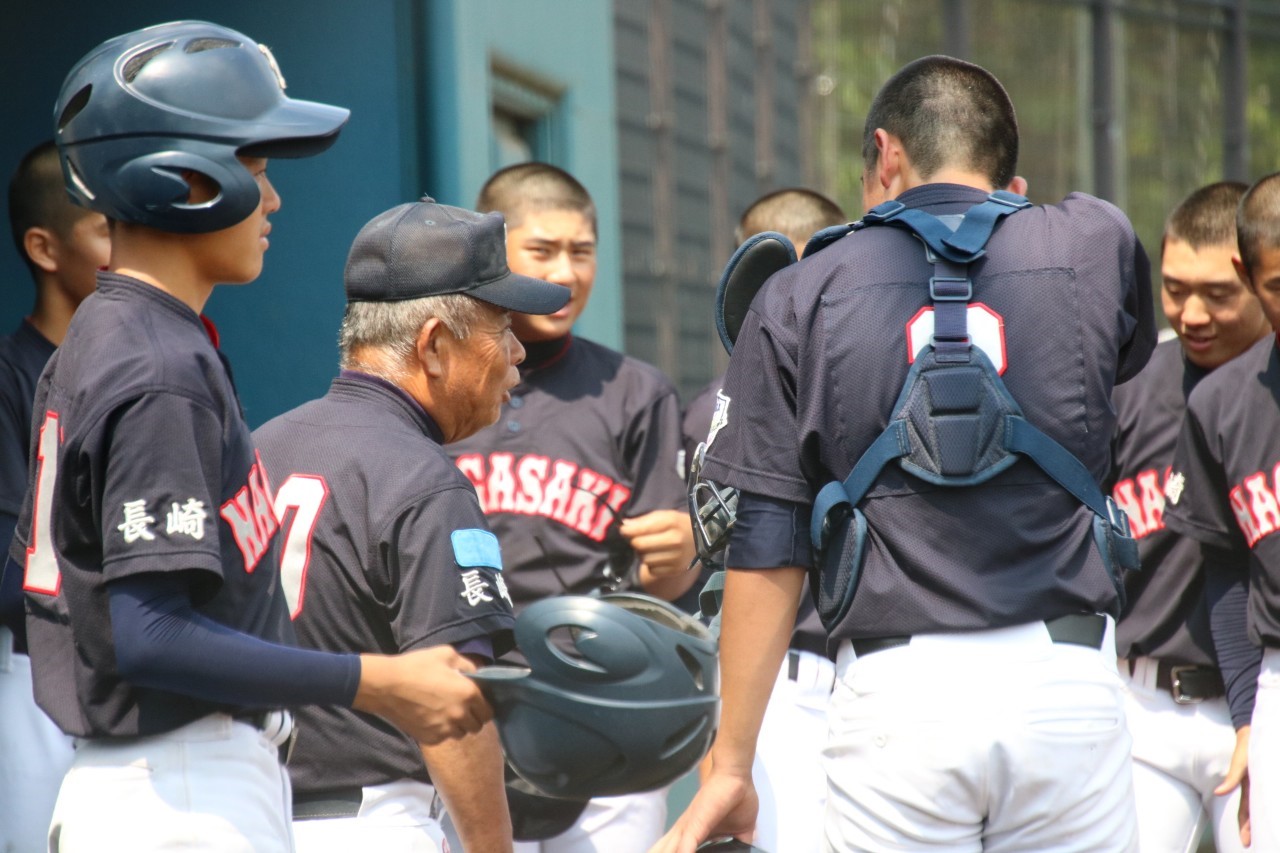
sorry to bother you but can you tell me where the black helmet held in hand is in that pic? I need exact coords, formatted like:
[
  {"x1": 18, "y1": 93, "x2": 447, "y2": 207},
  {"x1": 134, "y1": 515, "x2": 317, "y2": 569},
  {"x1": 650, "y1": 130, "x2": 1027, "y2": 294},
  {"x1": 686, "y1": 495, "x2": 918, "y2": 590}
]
[{"x1": 472, "y1": 592, "x2": 719, "y2": 800}]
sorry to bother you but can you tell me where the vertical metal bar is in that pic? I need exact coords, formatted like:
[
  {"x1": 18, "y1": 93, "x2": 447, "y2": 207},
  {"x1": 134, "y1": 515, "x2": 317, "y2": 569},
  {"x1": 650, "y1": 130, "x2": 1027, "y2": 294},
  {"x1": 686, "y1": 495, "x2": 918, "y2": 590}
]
[
  {"x1": 708, "y1": 0, "x2": 731, "y2": 378},
  {"x1": 797, "y1": 0, "x2": 817, "y2": 190},
  {"x1": 648, "y1": 0, "x2": 678, "y2": 380},
  {"x1": 1091, "y1": 0, "x2": 1117, "y2": 201},
  {"x1": 754, "y1": 0, "x2": 776, "y2": 189},
  {"x1": 942, "y1": 0, "x2": 971, "y2": 59},
  {"x1": 1222, "y1": 0, "x2": 1248, "y2": 181}
]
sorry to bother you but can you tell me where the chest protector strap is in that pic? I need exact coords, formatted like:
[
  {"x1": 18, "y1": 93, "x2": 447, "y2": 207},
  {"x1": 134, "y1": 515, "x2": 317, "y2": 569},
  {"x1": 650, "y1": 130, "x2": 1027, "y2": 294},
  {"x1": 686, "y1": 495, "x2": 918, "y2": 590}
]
[{"x1": 808, "y1": 191, "x2": 1138, "y2": 630}]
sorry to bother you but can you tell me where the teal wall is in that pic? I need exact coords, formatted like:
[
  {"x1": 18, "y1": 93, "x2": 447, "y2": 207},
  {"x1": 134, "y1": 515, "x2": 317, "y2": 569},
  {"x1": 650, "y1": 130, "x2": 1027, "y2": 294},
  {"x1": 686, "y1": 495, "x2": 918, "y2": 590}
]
[
  {"x1": 418, "y1": 0, "x2": 623, "y2": 347},
  {"x1": 0, "y1": 0, "x2": 620, "y2": 426}
]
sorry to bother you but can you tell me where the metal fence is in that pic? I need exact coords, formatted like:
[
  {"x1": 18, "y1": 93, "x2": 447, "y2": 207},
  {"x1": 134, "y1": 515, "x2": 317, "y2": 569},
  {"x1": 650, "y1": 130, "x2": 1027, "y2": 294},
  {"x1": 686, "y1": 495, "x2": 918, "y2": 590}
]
[{"x1": 810, "y1": 0, "x2": 1280, "y2": 261}]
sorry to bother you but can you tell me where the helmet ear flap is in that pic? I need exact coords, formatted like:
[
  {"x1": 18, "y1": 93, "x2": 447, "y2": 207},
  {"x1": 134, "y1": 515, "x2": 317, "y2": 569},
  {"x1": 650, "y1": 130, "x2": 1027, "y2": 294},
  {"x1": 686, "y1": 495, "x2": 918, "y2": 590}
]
[{"x1": 98, "y1": 148, "x2": 259, "y2": 233}]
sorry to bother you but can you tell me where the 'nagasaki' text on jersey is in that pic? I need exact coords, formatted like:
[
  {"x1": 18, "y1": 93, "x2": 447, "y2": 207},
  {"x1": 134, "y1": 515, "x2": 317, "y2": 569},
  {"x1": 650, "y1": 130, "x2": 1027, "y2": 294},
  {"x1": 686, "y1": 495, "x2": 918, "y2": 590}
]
[
  {"x1": 448, "y1": 336, "x2": 686, "y2": 607},
  {"x1": 253, "y1": 374, "x2": 514, "y2": 794},
  {"x1": 1109, "y1": 338, "x2": 1214, "y2": 663},
  {"x1": 10, "y1": 274, "x2": 291, "y2": 737},
  {"x1": 703, "y1": 185, "x2": 1155, "y2": 642},
  {"x1": 1165, "y1": 335, "x2": 1280, "y2": 649}
]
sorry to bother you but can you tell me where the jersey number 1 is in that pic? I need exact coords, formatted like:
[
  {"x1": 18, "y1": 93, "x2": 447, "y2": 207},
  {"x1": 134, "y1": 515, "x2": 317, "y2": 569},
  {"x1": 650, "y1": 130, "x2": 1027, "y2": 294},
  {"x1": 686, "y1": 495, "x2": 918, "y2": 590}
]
[
  {"x1": 24, "y1": 412, "x2": 61, "y2": 595},
  {"x1": 272, "y1": 474, "x2": 329, "y2": 619}
]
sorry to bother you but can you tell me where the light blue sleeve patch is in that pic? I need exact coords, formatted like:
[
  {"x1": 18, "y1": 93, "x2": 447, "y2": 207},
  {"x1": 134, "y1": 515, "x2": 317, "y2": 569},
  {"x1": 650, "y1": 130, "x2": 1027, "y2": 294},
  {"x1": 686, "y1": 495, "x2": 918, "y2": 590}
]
[{"x1": 451, "y1": 529, "x2": 503, "y2": 571}]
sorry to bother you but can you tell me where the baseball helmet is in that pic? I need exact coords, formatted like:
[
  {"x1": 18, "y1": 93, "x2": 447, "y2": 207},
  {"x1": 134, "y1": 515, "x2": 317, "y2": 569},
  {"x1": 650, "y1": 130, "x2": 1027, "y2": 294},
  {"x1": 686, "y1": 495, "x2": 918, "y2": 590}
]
[
  {"x1": 471, "y1": 592, "x2": 719, "y2": 800},
  {"x1": 53, "y1": 20, "x2": 349, "y2": 233}
]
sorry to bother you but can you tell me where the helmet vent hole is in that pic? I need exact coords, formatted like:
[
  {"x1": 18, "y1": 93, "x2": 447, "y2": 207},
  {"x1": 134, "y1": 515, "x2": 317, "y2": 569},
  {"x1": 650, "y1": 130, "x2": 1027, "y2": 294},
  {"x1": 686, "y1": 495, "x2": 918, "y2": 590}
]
[
  {"x1": 676, "y1": 645, "x2": 706, "y2": 690},
  {"x1": 186, "y1": 37, "x2": 240, "y2": 54},
  {"x1": 122, "y1": 43, "x2": 174, "y2": 82},
  {"x1": 546, "y1": 625, "x2": 601, "y2": 670},
  {"x1": 661, "y1": 716, "x2": 710, "y2": 757},
  {"x1": 57, "y1": 85, "x2": 92, "y2": 131}
]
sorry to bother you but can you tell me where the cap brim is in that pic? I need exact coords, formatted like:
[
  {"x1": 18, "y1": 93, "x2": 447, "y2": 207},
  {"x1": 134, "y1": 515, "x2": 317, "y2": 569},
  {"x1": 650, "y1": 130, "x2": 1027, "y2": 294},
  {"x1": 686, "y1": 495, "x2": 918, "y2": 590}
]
[
  {"x1": 469, "y1": 272, "x2": 572, "y2": 315},
  {"x1": 238, "y1": 99, "x2": 351, "y2": 159}
]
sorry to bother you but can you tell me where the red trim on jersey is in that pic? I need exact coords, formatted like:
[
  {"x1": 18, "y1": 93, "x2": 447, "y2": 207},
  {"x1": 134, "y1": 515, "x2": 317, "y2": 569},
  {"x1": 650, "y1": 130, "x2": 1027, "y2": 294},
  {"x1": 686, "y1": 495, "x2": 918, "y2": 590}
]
[{"x1": 199, "y1": 314, "x2": 220, "y2": 348}]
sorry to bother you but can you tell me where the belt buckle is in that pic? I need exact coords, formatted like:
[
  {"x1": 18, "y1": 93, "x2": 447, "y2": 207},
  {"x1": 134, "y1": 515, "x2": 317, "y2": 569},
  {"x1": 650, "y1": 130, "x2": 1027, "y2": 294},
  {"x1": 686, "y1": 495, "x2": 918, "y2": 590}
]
[{"x1": 1170, "y1": 665, "x2": 1205, "y2": 705}]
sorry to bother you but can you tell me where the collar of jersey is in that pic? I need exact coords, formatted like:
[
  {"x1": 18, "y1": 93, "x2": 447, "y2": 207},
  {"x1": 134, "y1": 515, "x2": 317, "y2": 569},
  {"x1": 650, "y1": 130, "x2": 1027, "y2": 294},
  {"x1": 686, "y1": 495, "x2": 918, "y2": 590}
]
[
  {"x1": 95, "y1": 272, "x2": 209, "y2": 331},
  {"x1": 336, "y1": 369, "x2": 445, "y2": 442},
  {"x1": 518, "y1": 333, "x2": 573, "y2": 377},
  {"x1": 892, "y1": 182, "x2": 995, "y2": 215}
]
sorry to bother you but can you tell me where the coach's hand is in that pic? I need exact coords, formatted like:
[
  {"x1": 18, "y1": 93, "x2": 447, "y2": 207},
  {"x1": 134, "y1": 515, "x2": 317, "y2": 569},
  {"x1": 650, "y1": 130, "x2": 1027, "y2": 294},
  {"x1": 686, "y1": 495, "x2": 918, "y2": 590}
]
[
  {"x1": 1214, "y1": 724, "x2": 1251, "y2": 847},
  {"x1": 353, "y1": 647, "x2": 492, "y2": 745},
  {"x1": 649, "y1": 768, "x2": 758, "y2": 853}
]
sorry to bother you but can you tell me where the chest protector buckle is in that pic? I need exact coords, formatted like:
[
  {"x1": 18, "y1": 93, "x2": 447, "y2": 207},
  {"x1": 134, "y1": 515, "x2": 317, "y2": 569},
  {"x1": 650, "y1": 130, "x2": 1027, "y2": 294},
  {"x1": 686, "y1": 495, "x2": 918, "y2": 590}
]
[{"x1": 807, "y1": 191, "x2": 1139, "y2": 631}]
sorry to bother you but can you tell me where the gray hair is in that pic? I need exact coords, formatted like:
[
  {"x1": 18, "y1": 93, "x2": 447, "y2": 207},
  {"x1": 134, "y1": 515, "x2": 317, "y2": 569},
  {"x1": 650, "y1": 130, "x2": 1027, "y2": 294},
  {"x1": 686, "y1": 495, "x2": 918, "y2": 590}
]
[{"x1": 338, "y1": 293, "x2": 481, "y2": 381}]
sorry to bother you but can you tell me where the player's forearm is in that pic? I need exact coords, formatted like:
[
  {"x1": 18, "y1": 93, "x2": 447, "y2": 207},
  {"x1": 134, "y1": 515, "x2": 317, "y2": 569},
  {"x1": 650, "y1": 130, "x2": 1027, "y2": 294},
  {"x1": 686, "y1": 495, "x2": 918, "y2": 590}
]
[
  {"x1": 421, "y1": 721, "x2": 513, "y2": 852},
  {"x1": 710, "y1": 566, "x2": 805, "y2": 776},
  {"x1": 1204, "y1": 549, "x2": 1262, "y2": 728}
]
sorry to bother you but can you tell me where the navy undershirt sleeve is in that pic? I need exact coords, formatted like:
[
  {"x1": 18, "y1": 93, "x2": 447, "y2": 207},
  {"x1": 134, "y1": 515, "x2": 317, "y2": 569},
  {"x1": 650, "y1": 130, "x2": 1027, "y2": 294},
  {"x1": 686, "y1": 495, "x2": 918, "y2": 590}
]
[
  {"x1": 1203, "y1": 545, "x2": 1260, "y2": 729},
  {"x1": 726, "y1": 490, "x2": 813, "y2": 569},
  {"x1": 108, "y1": 572, "x2": 360, "y2": 709}
]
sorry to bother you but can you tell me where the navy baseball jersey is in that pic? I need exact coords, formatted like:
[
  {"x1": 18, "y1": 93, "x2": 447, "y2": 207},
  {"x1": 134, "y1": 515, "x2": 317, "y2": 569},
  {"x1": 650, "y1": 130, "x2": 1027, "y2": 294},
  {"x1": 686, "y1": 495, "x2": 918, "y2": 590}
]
[
  {"x1": 253, "y1": 373, "x2": 515, "y2": 794},
  {"x1": 1165, "y1": 334, "x2": 1280, "y2": 650},
  {"x1": 9, "y1": 273, "x2": 292, "y2": 737},
  {"x1": 704, "y1": 184, "x2": 1155, "y2": 642},
  {"x1": 683, "y1": 375, "x2": 827, "y2": 657},
  {"x1": 1109, "y1": 338, "x2": 1215, "y2": 663},
  {"x1": 0, "y1": 320, "x2": 56, "y2": 648},
  {"x1": 449, "y1": 335, "x2": 686, "y2": 607}
]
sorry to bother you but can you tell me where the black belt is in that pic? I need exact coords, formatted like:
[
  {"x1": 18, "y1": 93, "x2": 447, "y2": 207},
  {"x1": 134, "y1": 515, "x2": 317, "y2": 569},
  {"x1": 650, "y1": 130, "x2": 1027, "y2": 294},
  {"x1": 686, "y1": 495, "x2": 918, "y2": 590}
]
[
  {"x1": 230, "y1": 709, "x2": 295, "y2": 764},
  {"x1": 1130, "y1": 658, "x2": 1225, "y2": 704},
  {"x1": 293, "y1": 787, "x2": 364, "y2": 820},
  {"x1": 851, "y1": 613, "x2": 1108, "y2": 658}
]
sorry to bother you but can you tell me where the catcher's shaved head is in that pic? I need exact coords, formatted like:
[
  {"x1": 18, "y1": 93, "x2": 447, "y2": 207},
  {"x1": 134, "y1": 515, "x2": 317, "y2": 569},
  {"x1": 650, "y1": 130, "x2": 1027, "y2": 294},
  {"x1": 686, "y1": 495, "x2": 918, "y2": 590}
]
[
  {"x1": 862, "y1": 55, "x2": 1018, "y2": 190},
  {"x1": 476, "y1": 162, "x2": 597, "y2": 237},
  {"x1": 1238, "y1": 172, "x2": 1280, "y2": 278},
  {"x1": 1163, "y1": 181, "x2": 1246, "y2": 256},
  {"x1": 736, "y1": 188, "x2": 847, "y2": 252}
]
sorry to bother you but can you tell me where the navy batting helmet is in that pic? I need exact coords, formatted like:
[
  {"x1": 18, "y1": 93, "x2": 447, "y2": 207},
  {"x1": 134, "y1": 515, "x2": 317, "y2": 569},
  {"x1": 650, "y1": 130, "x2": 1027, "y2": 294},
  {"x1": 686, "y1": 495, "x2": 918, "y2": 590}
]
[
  {"x1": 471, "y1": 592, "x2": 719, "y2": 800},
  {"x1": 53, "y1": 20, "x2": 349, "y2": 233}
]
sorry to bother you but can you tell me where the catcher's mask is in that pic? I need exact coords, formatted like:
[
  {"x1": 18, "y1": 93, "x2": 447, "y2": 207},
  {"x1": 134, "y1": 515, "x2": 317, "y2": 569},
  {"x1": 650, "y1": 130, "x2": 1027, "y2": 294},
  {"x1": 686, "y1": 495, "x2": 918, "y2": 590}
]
[
  {"x1": 54, "y1": 20, "x2": 348, "y2": 233},
  {"x1": 471, "y1": 592, "x2": 719, "y2": 800}
]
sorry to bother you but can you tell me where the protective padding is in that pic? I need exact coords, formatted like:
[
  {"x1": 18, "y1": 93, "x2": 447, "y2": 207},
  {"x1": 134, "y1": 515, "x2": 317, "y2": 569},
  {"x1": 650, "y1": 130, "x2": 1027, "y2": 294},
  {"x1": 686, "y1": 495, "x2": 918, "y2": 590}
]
[{"x1": 715, "y1": 231, "x2": 796, "y2": 354}]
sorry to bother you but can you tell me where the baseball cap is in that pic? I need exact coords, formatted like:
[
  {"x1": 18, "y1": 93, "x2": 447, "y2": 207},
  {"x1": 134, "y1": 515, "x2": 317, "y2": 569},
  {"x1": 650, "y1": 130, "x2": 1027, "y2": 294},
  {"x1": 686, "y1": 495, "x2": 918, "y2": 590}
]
[{"x1": 344, "y1": 198, "x2": 570, "y2": 314}]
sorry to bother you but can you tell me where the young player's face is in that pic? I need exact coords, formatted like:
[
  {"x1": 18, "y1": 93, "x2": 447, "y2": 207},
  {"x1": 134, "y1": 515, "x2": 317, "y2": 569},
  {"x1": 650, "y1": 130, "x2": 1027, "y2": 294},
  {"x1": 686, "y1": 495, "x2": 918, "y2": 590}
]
[
  {"x1": 56, "y1": 211, "x2": 110, "y2": 303},
  {"x1": 187, "y1": 156, "x2": 281, "y2": 285},
  {"x1": 1239, "y1": 244, "x2": 1280, "y2": 335},
  {"x1": 504, "y1": 209, "x2": 596, "y2": 342},
  {"x1": 1162, "y1": 238, "x2": 1268, "y2": 369},
  {"x1": 443, "y1": 303, "x2": 525, "y2": 441}
]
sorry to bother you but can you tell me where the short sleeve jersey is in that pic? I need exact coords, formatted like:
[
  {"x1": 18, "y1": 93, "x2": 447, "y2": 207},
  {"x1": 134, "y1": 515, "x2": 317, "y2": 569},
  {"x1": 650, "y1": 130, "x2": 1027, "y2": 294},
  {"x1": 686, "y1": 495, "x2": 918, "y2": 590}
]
[
  {"x1": 704, "y1": 184, "x2": 1155, "y2": 642},
  {"x1": 1109, "y1": 338, "x2": 1214, "y2": 663},
  {"x1": 1164, "y1": 334, "x2": 1280, "y2": 650},
  {"x1": 683, "y1": 374, "x2": 827, "y2": 657},
  {"x1": 0, "y1": 320, "x2": 56, "y2": 644},
  {"x1": 252, "y1": 374, "x2": 515, "y2": 794},
  {"x1": 9, "y1": 273, "x2": 291, "y2": 738},
  {"x1": 448, "y1": 335, "x2": 686, "y2": 607}
]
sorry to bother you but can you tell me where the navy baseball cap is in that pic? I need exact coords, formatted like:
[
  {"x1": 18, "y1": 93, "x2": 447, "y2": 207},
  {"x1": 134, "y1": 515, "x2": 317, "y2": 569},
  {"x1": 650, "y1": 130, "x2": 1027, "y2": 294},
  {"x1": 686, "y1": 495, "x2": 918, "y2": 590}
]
[{"x1": 344, "y1": 198, "x2": 570, "y2": 314}]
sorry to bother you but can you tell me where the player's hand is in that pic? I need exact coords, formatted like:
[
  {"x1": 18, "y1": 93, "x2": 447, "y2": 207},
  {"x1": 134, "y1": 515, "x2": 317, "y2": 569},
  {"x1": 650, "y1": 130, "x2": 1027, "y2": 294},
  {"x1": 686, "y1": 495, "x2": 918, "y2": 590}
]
[
  {"x1": 1214, "y1": 725, "x2": 1251, "y2": 847},
  {"x1": 648, "y1": 770, "x2": 758, "y2": 853},
  {"x1": 353, "y1": 647, "x2": 492, "y2": 746},
  {"x1": 621, "y1": 509, "x2": 696, "y2": 578}
]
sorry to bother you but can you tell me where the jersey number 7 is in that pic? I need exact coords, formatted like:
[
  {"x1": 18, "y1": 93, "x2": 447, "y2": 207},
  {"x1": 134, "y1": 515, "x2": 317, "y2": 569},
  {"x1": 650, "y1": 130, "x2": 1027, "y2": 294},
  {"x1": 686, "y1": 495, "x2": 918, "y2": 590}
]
[{"x1": 271, "y1": 473, "x2": 329, "y2": 619}]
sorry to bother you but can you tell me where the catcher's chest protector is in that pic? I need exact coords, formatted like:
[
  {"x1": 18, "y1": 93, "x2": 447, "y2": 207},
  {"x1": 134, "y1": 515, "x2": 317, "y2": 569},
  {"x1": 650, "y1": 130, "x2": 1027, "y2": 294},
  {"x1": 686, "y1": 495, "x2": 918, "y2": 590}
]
[{"x1": 808, "y1": 192, "x2": 1141, "y2": 631}]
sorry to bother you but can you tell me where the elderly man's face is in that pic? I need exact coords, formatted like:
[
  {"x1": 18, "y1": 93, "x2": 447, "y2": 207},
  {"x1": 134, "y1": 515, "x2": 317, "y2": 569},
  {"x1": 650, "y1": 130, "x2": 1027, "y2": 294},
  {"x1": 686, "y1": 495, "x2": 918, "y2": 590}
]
[{"x1": 441, "y1": 301, "x2": 525, "y2": 442}]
